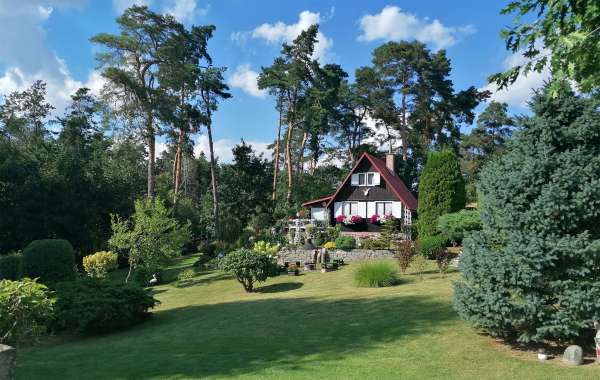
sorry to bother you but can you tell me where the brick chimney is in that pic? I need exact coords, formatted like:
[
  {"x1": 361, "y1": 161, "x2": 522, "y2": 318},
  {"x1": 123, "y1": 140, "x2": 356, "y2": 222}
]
[{"x1": 385, "y1": 153, "x2": 395, "y2": 173}]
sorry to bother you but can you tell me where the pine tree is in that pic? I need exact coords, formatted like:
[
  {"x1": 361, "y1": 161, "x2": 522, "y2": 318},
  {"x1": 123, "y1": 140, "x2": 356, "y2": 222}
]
[
  {"x1": 417, "y1": 150, "x2": 465, "y2": 237},
  {"x1": 454, "y1": 84, "x2": 600, "y2": 343}
]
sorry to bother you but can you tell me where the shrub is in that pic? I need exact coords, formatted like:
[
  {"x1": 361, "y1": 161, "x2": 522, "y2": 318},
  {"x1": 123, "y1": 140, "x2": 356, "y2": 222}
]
[
  {"x1": 54, "y1": 278, "x2": 158, "y2": 333},
  {"x1": 177, "y1": 268, "x2": 196, "y2": 282},
  {"x1": 252, "y1": 241, "x2": 281, "y2": 257},
  {"x1": 417, "y1": 235, "x2": 447, "y2": 259},
  {"x1": 437, "y1": 210, "x2": 481, "y2": 246},
  {"x1": 454, "y1": 87, "x2": 600, "y2": 343},
  {"x1": 82, "y1": 251, "x2": 118, "y2": 279},
  {"x1": 417, "y1": 150, "x2": 466, "y2": 237},
  {"x1": 394, "y1": 241, "x2": 416, "y2": 274},
  {"x1": 377, "y1": 217, "x2": 398, "y2": 249},
  {"x1": 334, "y1": 236, "x2": 356, "y2": 250},
  {"x1": 323, "y1": 241, "x2": 336, "y2": 250},
  {"x1": 435, "y1": 249, "x2": 455, "y2": 277},
  {"x1": 325, "y1": 225, "x2": 341, "y2": 241},
  {"x1": 0, "y1": 253, "x2": 22, "y2": 280},
  {"x1": 354, "y1": 262, "x2": 398, "y2": 287},
  {"x1": 0, "y1": 278, "x2": 54, "y2": 346},
  {"x1": 218, "y1": 249, "x2": 278, "y2": 292},
  {"x1": 359, "y1": 238, "x2": 388, "y2": 250},
  {"x1": 22, "y1": 239, "x2": 76, "y2": 285}
]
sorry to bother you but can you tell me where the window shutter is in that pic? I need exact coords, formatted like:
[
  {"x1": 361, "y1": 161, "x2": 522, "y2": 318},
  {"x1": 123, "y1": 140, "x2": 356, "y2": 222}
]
[
  {"x1": 351, "y1": 174, "x2": 359, "y2": 186},
  {"x1": 373, "y1": 172, "x2": 381, "y2": 186}
]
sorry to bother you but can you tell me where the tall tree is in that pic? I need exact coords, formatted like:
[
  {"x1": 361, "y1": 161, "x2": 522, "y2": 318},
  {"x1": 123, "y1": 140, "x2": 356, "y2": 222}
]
[
  {"x1": 258, "y1": 25, "x2": 320, "y2": 204},
  {"x1": 92, "y1": 5, "x2": 183, "y2": 197},
  {"x1": 491, "y1": 0, "x2": 600, "y2": 95}
]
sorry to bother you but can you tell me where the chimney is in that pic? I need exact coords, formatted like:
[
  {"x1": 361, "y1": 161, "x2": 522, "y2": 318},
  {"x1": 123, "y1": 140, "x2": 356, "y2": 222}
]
[{"x1": 385, "y1": 153, "x2": 395, "y2": 173}]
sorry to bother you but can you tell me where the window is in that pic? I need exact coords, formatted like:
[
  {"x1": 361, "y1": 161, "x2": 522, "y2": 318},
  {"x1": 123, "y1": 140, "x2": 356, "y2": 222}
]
[
  {"x1": 358, "y1": 173, "x2": 366, "y2": 186},
  {"x1": 376, "y1": 202, "x2": 393, "y2": 216},
  {"x1": 367, "y1": 173, "x2": 375, "y2": 186},
  {"x1": 343, "y1": 202, "x2": 358, "y2": 216}
]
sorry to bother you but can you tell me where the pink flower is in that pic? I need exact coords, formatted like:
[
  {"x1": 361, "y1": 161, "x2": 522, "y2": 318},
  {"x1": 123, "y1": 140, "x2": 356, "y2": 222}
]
[
  {"x1": 370, "y1": 214, "x2": 380, "y2": 224},
  {"x1": 350, "y1": 215, "x2": 364, "y2": 224},
  {"x1": 335, "y1": 214, "x2": 346, "y2": 223}
]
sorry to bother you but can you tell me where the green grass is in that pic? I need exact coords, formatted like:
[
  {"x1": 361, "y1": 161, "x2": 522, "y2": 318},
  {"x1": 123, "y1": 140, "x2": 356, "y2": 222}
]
[
  {"x1": 353, "y1": 261, "x2": 398, "y2": 287},
  {"x1": 18, "y1": 255, "x2": 599, "y2": 379}
]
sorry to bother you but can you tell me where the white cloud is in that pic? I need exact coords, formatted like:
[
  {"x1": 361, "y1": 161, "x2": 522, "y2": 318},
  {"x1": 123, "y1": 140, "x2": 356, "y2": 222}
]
[
  {"x1": 193, "y1": 135, "x2": 271, "y2": 163},
  {"x1": 112, "y1": 0, "x2": 152, "y2": 13},
  {"x1": 0, "y1": 1, "x2": 105, "y2": 113},
  {"x1": 238, "y1": 10, "x2": 333, "y2": 61},
  {"x1": 481, "y1": 49, "x2": 551, "y2": 108},
  {"x1": 357, "y1": 6, "x2": 475, "y2": 50},
  {"x1": 163, "y1": 0, "x2": 209, "y2": 24},
  {"x1": 228, "y1": 64, "x2": 267, "y2": 98}
]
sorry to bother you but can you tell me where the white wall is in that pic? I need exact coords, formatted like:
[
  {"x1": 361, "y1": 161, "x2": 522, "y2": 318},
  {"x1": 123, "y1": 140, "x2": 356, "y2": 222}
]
[
  {"x1": 311, "y1": 207, "x2": 326, "y2": 221},
  {"x1": 333, "y1": 201, "x2": 403, "y2": 219}
]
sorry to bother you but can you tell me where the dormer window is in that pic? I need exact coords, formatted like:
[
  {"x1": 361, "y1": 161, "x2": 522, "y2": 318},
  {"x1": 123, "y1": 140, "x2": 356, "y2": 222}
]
[{"x1": 351, "y1": 172, "x2": 380, "y2": 187}]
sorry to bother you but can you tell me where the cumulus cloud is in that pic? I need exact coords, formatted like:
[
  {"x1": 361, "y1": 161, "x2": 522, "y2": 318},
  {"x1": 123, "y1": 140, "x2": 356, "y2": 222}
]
[
  {"x1": 228, "y1": 64, "x2": 267, "y2": 98},
  {"x1": 481, "y1": 49, "x2": 551, "y2": 108},
  {"x1": 357, "y1": 6, "x2": 475, "y2": 50},
  {"x1": 163, "y1": 0, "x2": 209, "y2": 24},
  {"x1": 193, "y1": 135, "x2": 271, "y2": 163},
  {"x1": 234, "y1": 10, "x2": 333, "y2": 61},
  {"x1": 0, "y1": 1, "x2": 105, "y2": 113}
]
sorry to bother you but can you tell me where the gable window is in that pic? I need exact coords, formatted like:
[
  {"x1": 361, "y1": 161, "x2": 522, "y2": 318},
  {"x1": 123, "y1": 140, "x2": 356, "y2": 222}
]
[
  {"x1": 376, "y1": 202, "x2": 393, "y2": 216},
  {"x1": 367, "y1": 173, "x2": 375, "y2": 186},
  {"x1": 358, "y1": 173, "x2": 366, "y2": 186},
  {"x1": 343, "y1": 202, "x2": 358, "y2": 216}
]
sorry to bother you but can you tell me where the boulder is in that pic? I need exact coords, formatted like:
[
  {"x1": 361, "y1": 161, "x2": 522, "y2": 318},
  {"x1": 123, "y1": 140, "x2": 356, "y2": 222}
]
[
  {"x1": 562, "y1": 345, "x2": 583, "y2": 365},
  {"x1": 0, "y1": 344, "x2": 16, "y2": 380}
]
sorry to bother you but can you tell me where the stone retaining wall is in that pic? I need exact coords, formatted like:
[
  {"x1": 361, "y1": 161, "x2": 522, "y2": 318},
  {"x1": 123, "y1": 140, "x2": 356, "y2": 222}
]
[{"x1": 277, "y1": 248, "x2": 395, "y2": 264}]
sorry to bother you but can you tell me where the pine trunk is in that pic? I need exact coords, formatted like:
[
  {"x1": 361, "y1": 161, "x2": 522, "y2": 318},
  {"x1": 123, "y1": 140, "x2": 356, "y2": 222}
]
[
  {"x1": 146, "y1": 115, "x2": 155, "y2": 198},
  {"x1": 285, "y1": 123, "x2": 294, "y2": 204},
  {"x1": 207, "y1": 121, "x2": 219, "y2": 238},
  {"x1": 272, "y1": 109, "x2": 282, "y2": 201}
]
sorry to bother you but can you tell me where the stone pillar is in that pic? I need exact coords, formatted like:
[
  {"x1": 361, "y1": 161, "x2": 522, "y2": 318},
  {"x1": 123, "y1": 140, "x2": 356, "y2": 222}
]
[{"x1": 0, "y1": 344, "x2": 16, "y2": 380}]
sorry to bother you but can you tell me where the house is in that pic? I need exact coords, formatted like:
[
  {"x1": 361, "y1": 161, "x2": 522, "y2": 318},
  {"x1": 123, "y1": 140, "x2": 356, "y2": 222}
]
[{"x1": 302, "y1": 152, "x2": 417, "y2": 238}]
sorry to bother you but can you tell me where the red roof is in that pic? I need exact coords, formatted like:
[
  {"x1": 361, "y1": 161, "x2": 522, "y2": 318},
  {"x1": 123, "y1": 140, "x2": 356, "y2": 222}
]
[
  {"x1": 325, "y1": 152, "x2": 418, "y2": 210},
  {"x1": 302, "y1": 196, "x2": 332, "y2": 207}
]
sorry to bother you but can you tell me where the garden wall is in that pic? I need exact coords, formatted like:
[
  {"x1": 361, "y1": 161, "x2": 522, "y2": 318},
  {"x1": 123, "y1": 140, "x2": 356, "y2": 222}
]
[{"x1": 277, "y1": 248, "x2": 395, "y2": 264}]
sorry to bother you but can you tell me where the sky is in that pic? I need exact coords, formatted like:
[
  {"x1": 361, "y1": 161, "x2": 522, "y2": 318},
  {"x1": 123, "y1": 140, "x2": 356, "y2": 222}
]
[{"x1": 0, "y1": 0, "x2": 549, "y2": 161}]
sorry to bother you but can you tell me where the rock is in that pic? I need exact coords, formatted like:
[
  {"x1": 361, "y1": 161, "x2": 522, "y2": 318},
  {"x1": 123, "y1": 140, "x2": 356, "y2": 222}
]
[
  {"x1": 562, "y1": 345, "x2": 583, "y2": 365},
  {"x1": 0, "y1": 344, "x2": 16, "y2": 380}
]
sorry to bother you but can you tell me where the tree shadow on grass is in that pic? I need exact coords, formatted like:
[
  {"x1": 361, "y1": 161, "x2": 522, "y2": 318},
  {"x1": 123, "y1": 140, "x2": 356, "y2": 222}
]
[
  {"x1": 173, "y1": 271, "x2": 231, "y2": 288},
  {"x1": 19, "y1": 294, "x2": 458, "y2": 380},
  {"x1": 255, "y1": 282, "x2": 303, "y2": 293}
]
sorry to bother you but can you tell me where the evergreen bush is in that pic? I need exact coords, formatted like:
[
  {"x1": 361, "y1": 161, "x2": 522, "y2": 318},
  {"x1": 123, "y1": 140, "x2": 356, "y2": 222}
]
[
  {"x1": 22, "y1": 239, "x2": 76, "y2": 284},
  {"x1": 82, "y1": 251, "x2": 118, "y2": 279},
  {"x1": 454, "y1": 86, "x2": 600, "y2": 343},
  {"x1": 334, "y1": 236, "x2": 356, "y2": 250},
  {"x1": 417, "y1": 150, "x2": 466, "y2": 237},
  {"x1": 0, "y1": 253, "x2": 22, "y2": 280},
  {"x1": 437, "y1": 210, "x2": 481, "y2": 246},
  {"x1": 417, "y1": 235, "x2": 447, "y2": 259}
]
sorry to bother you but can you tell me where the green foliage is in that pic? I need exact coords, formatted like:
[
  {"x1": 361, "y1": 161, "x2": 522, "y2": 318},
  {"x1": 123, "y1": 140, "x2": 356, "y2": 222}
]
[
  {"x1": 491, "y1": 0, "x2": 600, "y2": 94},
  {"x1": 218, "y1": 249, "x2": 277, "y2": 292},
  {"x1": 177, "y1": 269, "x2": 196, "y2": 282},
  {"x1": 334, "y1": 236, "x2": 356, "y2": 250},
  {"x1": 54, "y1": 278, "x2": 158, "y2": 334},
  {"x1": 82, "y1": 251, "x2": 118, "y2": 279},
  {"x1": 454, "y1": 88, "x2": 600, "y2": 343},
  {"x1": 412, "y1": 254, "x2": 428, "y2": 280},
  {"x1": 377, "y1": 217, "x2": 399, "y2": 248},
  {"x1": 0, "y1": 253, "x2": 22, "y2": 280},
  {"x1": 417, "y1": 235, "x2": 447, "y2": 259},
  {"x1": 436, "y1": 210, "x2": 481, "y2": 246},
  {"x1": 252, "y1": 241, "x2": 281, "y2": 257},
  {"x1": 0, "y1": 278, "x2": 54, "y2": 345},
  {"x1": 353, "y1": 262, "x2": 398, "y2": 288},
  {"x1": 359, "y1": 238, "x2": 388, "y2": 250},
  {"x1": 22, "y1": 239, "x2": 76, "y2": 285},
  {"x1": 109, "y1": 197, "x2": 190, "y2": 282},
  {"x1": 417, "y1": 150, "x2": 466, "y2": 237}
]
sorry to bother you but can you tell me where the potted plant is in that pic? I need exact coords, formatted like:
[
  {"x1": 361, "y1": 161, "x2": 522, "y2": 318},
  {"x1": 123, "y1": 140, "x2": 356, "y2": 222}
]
[{"x1": 335, "y1": 214, "x2": 346, "y2": 224}]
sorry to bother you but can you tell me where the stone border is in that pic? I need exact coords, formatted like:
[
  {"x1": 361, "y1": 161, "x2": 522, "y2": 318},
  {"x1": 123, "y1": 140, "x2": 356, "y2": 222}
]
[{"x1": 277, "y1": 248, "x2": 395, "y2": 264}]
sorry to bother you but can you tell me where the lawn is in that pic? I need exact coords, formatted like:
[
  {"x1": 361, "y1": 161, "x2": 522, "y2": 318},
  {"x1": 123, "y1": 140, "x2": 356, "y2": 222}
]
[{"x1": 18, "y1": 255, "x2": 599, "y2": 379}]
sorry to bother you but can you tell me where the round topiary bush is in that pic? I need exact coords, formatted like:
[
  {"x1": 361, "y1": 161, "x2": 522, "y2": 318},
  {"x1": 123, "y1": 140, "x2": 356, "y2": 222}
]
[
  {"x1": 354, "y1": 261, "x2": 398, "y2": 287},
  {"x1": 22, "y1": 239, "x2": 76, "y2": 284},
  {"x1": 454, "y1": 86, "x2": 600, "y2": 343}
]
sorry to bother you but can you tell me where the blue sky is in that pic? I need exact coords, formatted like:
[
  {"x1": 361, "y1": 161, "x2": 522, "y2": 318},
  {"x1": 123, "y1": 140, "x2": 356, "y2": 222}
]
[{"x1": 0, "y1": 0, "x2": 549, "y2": 161}]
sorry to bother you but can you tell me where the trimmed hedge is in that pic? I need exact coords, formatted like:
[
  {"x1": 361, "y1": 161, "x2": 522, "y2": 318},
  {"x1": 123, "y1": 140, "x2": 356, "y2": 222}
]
[
  {"x1": 0, "y1": 253, "x2": 22, "y2": 280},
  {"x1": 22, "y1": 239, "x2": 76, "y2": 284},
  {"x1": 334, "y1": 236, "x2": 356, "y2": 250},
  {"x1": 437, "y1": 210, "x2": 481, "y2": 245},
  {"x1": 83, "y1": 251, "x2": 118, "y2": 279},
  {"x1": 54, "y1": 278, "x2": 158, "y2": 333}
]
